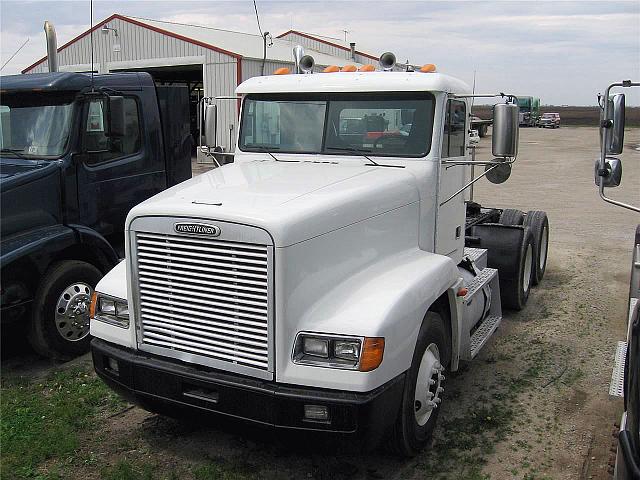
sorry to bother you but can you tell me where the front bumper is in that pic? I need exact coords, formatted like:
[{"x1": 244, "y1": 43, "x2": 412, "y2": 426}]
[{"x1": 92, "y1": 338, "x2": 404, "y2": 444}]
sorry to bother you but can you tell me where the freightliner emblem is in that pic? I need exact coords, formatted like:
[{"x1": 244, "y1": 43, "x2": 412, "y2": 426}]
[{"x1": 174, "y1": 223, "x2": 221, "y2": 237}]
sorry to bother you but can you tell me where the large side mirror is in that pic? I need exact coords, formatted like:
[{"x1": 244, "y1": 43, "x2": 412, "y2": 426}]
[
  {"x1": 492, "y1": 102, "x2": 519, "y2": 157},
  {"x1": 604, "y1": 93, "x2": 625, "y2": 155},
  {"x1": 595, "y1": 157, "x2": 622, "y2": 188},
  {"x1": 107, "y1": 96, "x2": 125, "y2": 137},
  {"x1": 204, "y1": 104, "x2": 217, "y2": 148}
]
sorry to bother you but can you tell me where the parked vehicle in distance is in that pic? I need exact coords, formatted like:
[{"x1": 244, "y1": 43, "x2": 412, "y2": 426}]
[
  {"x1": 517, "y1": 96, "x2": 540, "y2": 127},
  {"x1": 600, "y1": 80, "x2": 640, "y2": 480},
  {"x1": 470, "y1": 116, "x2": 492, "y2": 137},
  {"x1": 538, "y1": 113, "x2": 561, "y2": 128},
  {"x1": 0, "y1": 71, "x2": 192, "y2": 359},
  {"x1": 469, "y1": 129, "x2": 480, "y2": 145},
  {"x1": 90, "y1": 48, "x2": 550, "y2": 455}
]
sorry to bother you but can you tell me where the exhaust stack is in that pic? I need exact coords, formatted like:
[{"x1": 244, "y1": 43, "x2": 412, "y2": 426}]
[{"x1": 44, "y1": 21, "x2": 58, "y2": 72}]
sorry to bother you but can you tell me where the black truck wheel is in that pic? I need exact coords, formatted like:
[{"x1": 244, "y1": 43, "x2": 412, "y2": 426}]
[
  {"x1": 28, "y1": 260, "x2": 102, "y2": 360},
  {"x1": 500, "y1": 228, "x2": 535, "y2": 310},
  {"x1": 524, "y1": 211, "x2": 549, "y2": 286},
  {"x1": 390, "y1": 311, "x2": 449, "y2": 456},
  {"x1": 499, "y1": 208, "x2": 525, "y2": 226}
]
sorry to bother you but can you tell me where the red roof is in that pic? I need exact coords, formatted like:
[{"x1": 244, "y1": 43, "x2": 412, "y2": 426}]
[{"x1": 275, "y1": 30, "x2": 378, "y2": 61}]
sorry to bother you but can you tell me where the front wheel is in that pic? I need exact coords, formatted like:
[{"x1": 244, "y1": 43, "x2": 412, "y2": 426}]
[
  {"x1": 28, "y1": 260, "x2": 102, "y2": 360},
  {"x1": 389, "y1": 311, "x2": 449, "y2": 456}
]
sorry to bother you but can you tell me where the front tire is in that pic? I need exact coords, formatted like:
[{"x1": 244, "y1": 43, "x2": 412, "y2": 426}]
[
  {"x1": 390, "y1": 311, "x2": 449, "y2": 456},
  {"x1": 28, "y1": 260, "x2": 102, "y2": 360}
]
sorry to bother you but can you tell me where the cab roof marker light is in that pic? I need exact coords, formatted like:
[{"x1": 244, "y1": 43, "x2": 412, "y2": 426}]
[
  {"x1": 341, "y1": 65, "x2": 357, "y2": 72},
  {"x1": 359, "y1": 64, "x2": 376, "y2": 72},
  {"x1": 323, "y1": 65, "x2": 340, "y2": 73},
  {"x1": 273, "y1": 67, "x2": 290, "y2": 75},
  {"x1": 420, "y1": 64, "x2": 437, "y2": 73}
]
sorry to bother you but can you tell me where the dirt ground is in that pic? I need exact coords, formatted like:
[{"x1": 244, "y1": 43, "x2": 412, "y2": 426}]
[{"x1": 3, "y1": 126, "x2": 639, "y2": 480}]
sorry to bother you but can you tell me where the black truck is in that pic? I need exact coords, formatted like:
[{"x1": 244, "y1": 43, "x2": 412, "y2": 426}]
[{"x1": 0, "y1": 71, "x2": 192, "y2": 359}]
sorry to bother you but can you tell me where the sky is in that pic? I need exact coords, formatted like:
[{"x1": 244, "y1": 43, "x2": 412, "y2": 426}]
[{"x1": 1, "y1": 0, "x2": 639, "y2": 105}]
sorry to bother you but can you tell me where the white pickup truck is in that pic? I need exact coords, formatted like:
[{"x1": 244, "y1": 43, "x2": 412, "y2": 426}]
[{"x1": 89, "y1": 49, "x2": 550, "y2": 455}]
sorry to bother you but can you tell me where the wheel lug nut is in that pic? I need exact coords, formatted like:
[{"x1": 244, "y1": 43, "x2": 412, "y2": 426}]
[
  {"x1": 429, "y1": 378, "x2": 436, "y2": 385},
  {"x1": 437, "y1": 386, "x2": 444, "y2": 393}
]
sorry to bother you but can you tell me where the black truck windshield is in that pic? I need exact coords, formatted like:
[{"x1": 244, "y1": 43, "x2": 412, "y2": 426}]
[
  {"x1": 239, "y1": 93, "x2": 435, "y2": 158},
  {"x1": 0, "y1": 92, "x2": 75, "y2": 158}
]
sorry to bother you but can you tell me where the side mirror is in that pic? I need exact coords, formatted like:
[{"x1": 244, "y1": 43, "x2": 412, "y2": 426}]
[
  {"x1": 204, "y1": 104, "x2": 217, "y2": 148},
  {"x1": 107, "y1": 96, "x2": 125, "y2": 137},
  {"x1": 604, "y1": 93, "x2": 625, "y2": 155},
  {"x1": 492, "y1": 102, "x2": 519, "y2": 157},
  {"x1": 594, "y1": 157, "x2": 622, "y2": 188}
]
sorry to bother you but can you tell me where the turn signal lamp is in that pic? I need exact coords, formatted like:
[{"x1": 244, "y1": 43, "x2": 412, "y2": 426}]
[
  {"x1": 420, "y1": 64, "x2": 437, "y2": 73},
  {"x1": 323, "y1": 65, "x2": 340, "y2": 73},
  {"x1": 359, "y1": 64, "x2": 376, "y2": 72},
  {"x1": 273, "y1": 67, "x2": 290, "y2": 75},
  {"x1": 341, "y1": 64, "x2": 357, "y2": 72},
  {"x1": 89, "y1": 291, "x2": 97, "y2": 319},
  {"x1": 359, "y1": 337, "x2": 385, "y2": 371}
]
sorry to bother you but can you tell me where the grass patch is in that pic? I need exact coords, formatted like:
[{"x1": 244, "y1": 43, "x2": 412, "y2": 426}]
[{"x1": 1, "y1": 366, "x2": 125, "y2": 479}]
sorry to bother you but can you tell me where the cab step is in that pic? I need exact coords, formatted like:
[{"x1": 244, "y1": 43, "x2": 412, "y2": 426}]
[
  {"x1": 610, "y1": 341, "x2": 627, "y2": 398},
  {"x1": 464, "y1": 267, "x2": 497, "y2": 302},
  {"x1": 470, "y1": 314, "x2": 502, "y2": 358},
  {"x1": 463, "y1": 247, "x2": 488, "y2": 270}
]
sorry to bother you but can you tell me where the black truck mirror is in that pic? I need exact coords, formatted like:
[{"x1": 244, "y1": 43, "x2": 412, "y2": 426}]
[
  {"x1": 604, "y1": 94, "x2": 625, "y2": 155},
  {"x1": 204, "y1": 104, "x2": 217, "y2": 148},
  {"x1": 595, "y1": 157, "x2": 622, "y2": 188},
  {"x1": 107, "y1": 96, "x2": 125, "y2": 137}
]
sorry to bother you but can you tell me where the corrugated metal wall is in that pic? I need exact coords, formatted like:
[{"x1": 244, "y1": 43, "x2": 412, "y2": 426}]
[
  {"x1": 27, "y1": 17, "x2": 239, "y2": 151},
  {"x1": 277, "y1": 32, "x2": 375, "y2": 65}
]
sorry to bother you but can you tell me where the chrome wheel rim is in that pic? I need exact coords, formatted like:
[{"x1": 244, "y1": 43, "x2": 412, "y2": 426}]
[
  {"x1": 523, "y1": 244, "x2": 533, "y2": 293},
  {"x1": 55, "y1": 282, "x2": 92, "y2": 342},
  {"x1": 414, "y1": 343, "x2": 445, "y2": 426},
  {"x1": 539, "y1": 226, "x2": 548, "y2": 271}
]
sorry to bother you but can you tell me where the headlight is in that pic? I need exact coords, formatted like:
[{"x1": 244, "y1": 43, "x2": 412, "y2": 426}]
[
  {"x1": 90, "y1": 292, "x2": 130, "y2": 328},
  {"x1": 292, "y1": 333, "x2": 384, "y2": 371}
]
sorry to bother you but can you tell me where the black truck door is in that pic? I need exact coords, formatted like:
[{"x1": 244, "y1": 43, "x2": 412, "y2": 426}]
[{"x1": 75, "y1": 95, "x2": 167, "y2": 244}]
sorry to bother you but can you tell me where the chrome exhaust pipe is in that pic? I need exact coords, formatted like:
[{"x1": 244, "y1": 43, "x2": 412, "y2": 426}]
[{"x1": 44, "y1": 21, "x2": 58, "y2": 72}]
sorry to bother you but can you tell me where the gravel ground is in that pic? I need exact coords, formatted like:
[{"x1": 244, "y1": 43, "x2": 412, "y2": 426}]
[{"x1": 3, "y1": 126, "x2": 638, "y2": 480}]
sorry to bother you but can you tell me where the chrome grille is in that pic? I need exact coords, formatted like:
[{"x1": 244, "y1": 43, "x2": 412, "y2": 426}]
[{"x1": 134, "y1": 231, "x2": 270, "y2": 370}]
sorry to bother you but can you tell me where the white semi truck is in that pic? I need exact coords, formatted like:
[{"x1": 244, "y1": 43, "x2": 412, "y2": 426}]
[
  {"x1": 600, "y1": 80, "x2": 640, "y2": 479},
  {"x1": 89, "y1": 49, "x2": 550, "y2": 454}
]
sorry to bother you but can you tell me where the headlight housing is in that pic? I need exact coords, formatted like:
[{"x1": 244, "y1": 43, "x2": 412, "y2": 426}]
[
  {"x1": 292, "y1": 333, "x2": 384, "y2": 371},
  {"x1": 90, "y1": 292, "x2": 130, "y2": 329}
]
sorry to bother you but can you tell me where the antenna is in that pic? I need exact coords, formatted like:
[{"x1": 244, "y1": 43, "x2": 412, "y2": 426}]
[
  {"x1": 1, "y1": 38, "x2": 30, "y2": 72},
  {"x1": 90, "y1": 0, "x2": 95, "y2": 90},
  {"x1": 342, "y1": 29, "x2": 350, "y2": 42},
  {"x1": 471, "y1": 69, "x2": 477, "y2": 111}
]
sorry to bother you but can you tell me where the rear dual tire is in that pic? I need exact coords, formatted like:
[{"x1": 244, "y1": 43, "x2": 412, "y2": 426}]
[{"x1": 524, "y1": 211, "x2": 549, "y2": 285}]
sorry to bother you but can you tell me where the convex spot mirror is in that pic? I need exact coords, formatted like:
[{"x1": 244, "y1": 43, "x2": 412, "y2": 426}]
[
  {"x1": 594, "y1": 157, "x2": 622, "y2": 188},
  {"x1": 106, "y1": 96, "x2": 125, "y2": 137},
  {"x1": 492, "y1": 102, "x2": 519, "y2": 158},
  {"x1": 485, "y1": 161, "x2": 512, "y2": 184},
  {"x1": 603, "y1": 94, "x2": 625, "y2": 155}
]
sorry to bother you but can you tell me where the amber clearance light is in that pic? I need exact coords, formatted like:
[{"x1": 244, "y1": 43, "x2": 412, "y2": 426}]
[{"x1": 359, "y1": 337, "x2": 385, "y2": 371}]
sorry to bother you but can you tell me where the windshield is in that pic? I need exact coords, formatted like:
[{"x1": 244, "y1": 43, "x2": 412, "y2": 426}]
[
  {"x1": 0, "y1": 92, "x2": 76, "y2": 158},
  {"x1": 239, "y1": 93, "x2": 435, "y2": 158},
  {"x1": 517, "y1": 98, "x2": 531, "y2": 111}
]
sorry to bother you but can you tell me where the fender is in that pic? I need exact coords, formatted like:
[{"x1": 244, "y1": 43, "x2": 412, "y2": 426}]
[{"x1": 278, "y1": 248, "x2": 462, "y2": 392}]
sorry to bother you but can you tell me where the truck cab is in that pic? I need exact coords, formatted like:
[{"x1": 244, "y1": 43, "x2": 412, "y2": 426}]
[
  {"x1": 89, "y1": 53, "x2": 549, "y2": 454},
  {"x1": 0, "y1": 72, "x2": 192, "y2": 359}
]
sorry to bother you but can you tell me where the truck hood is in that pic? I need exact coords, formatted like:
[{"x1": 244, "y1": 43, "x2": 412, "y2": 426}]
[{"x1": 128, "y1": 159, "x2": 420, "y2": 247}]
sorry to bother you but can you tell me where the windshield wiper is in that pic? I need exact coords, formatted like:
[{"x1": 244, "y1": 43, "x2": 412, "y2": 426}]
[
  {"x1": 326, "y1": 146, "x2": 404, "y2": 168},
  {"x1": 248, "y1": 146, "x2": 297, "y2": 163},
  {"x1": 1, "y1": 148, "x2": 28, "y2": 159}
]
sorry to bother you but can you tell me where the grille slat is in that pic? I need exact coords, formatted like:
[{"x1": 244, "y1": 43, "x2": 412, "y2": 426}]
[{"x1": 135, "y1": 230, "x2": 271, "y2": 371}]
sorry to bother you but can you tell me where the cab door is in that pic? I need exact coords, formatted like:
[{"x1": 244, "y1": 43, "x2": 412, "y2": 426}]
[
  {"x1": 75, "y1": 95, "x2": 166, "y2": 243},
  {"x1": 435, "y1": 98, "x2": 467, "y2": 262}
]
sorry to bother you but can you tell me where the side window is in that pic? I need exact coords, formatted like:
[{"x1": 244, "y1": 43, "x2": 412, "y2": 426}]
[
  {"x1": 83, "y1": 97, "x2": 141, "y2": 164},
  {"x1": 441, "y1": 99, "x2": 466, "y2": 158}
]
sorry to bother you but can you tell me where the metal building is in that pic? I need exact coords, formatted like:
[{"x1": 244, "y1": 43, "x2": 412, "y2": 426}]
[{"x1": 22, "y1": 14, "x2": 378, "y2": 152}]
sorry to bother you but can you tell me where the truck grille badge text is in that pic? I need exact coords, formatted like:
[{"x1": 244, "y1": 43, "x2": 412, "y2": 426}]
[{"x1": 174, "y1": 223, "x2": 221, "y2": 237}]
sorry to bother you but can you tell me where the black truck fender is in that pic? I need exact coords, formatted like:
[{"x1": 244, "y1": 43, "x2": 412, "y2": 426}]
[{"x1": 1, "y1": 224, "x2": 119, "y2": 322}]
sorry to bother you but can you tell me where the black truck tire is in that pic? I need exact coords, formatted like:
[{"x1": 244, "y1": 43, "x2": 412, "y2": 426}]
[
  {"x1": 28, "y1": 260, "x2": 102, "y2": 360},
  {"x1": 390, "y1": 311, "x2": 449, "y2": 456},
  {"x1": 524, "y1": 210, "x2": 549, "y2": 286},
  {"x1": 499, "y1": 208, "x2": 525, "y2": 226},
  {"x1": 500, "y1": 228, "x2": 535, "y2": 310}
]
